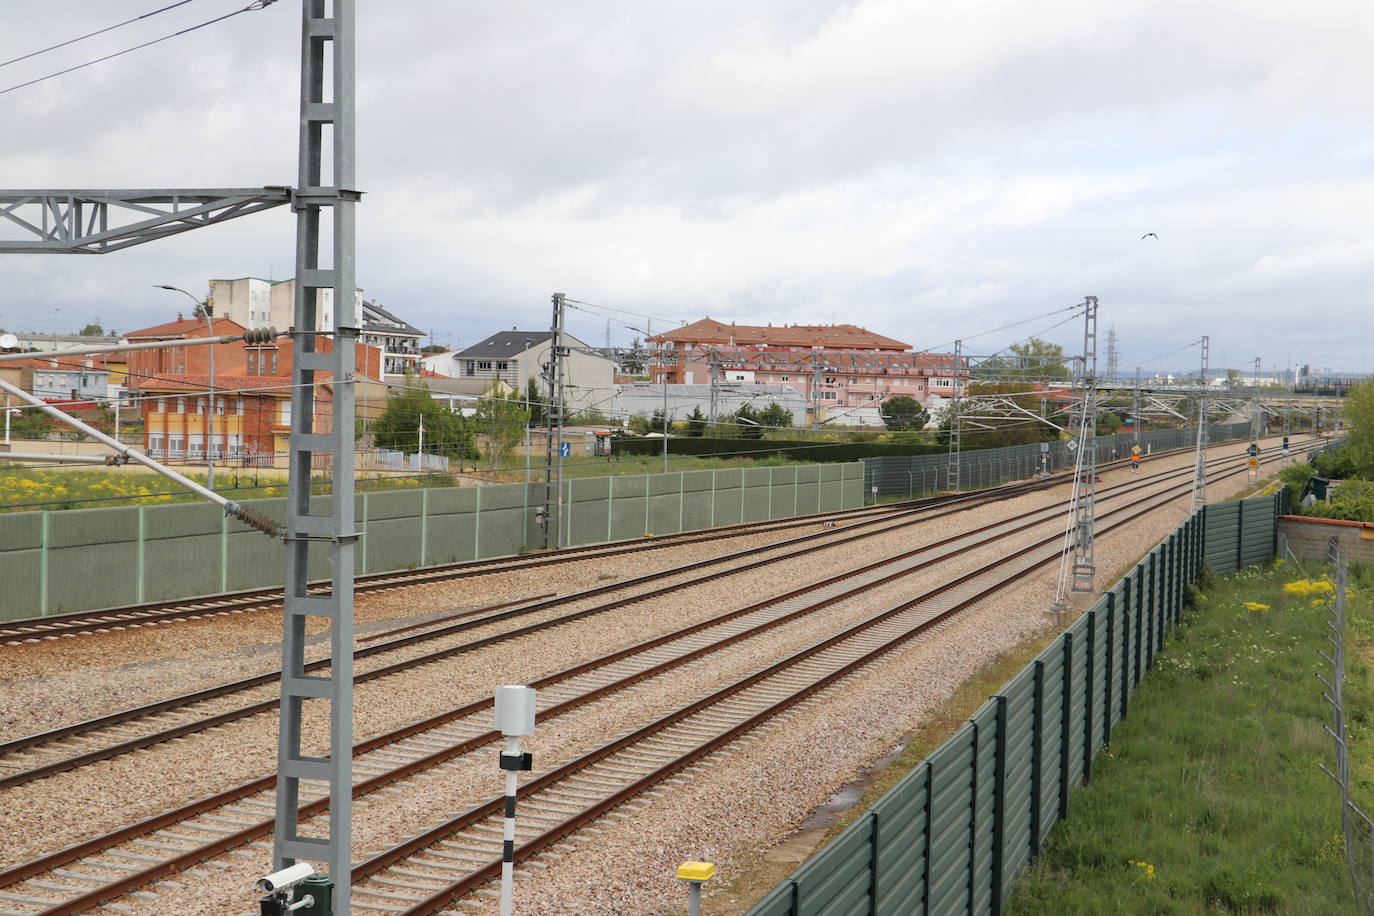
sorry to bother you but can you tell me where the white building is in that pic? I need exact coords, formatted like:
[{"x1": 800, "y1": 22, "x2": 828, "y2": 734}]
[
  {"x1": 612, "y1": 382, "x2": 810, "y2": 425},
  {"x1": 208, "y1": 277, "x2": 424, "y2": 375},
  {"x1": 438, "y1": 330, "x2": 616, "y2": 413}
]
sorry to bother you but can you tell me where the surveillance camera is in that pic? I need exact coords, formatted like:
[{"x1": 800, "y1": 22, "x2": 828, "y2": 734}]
[{"x1": 256, "y1": 862, "x2": 315, "y2": 895}]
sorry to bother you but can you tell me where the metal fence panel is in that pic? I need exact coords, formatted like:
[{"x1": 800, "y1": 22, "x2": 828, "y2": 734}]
[
  {"x1": 1, "y1": 461, "x2": 867, "y2": 619},
  {"x1": 747, "y1": 491, "x2": 1284, "y2": 916},
  {"x1": 861, "y1": 422, "x2": 1253, "y2": 500},
  {"x1": 791, "y1": 815, "x2": 872, "y2": 916}
]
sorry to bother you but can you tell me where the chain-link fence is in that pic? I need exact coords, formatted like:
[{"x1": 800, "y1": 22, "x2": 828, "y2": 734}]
[{"x1": 1317, "y1": 542, "x2": 1374, "y2": 913}]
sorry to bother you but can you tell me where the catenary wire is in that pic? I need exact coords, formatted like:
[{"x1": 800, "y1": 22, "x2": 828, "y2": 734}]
[
  {"x1": 0, "y1": 0, "x2": 201, "y2": 69},
  {"x1": 0, "y1": 1, "x2": 279, "y2": 96}
]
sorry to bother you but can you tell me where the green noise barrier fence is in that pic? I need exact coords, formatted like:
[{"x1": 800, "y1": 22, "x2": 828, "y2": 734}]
[
  {"x1": 746, "y1": 490, "x2": 1283, "y2": 916},
  {"x1": 0, "y1": 462, "x2": 864, "y2": 620},
  {"x1": 863, "y1": 422, "x2": 1254, "y2": 500}
]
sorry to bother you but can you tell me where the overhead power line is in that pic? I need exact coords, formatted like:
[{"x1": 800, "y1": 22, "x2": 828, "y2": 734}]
[
  {"x1": 0, "y1": 0, "x2": 201, "y2": 70},
  {"x1": 0, "y1": 0, "x2": 279, "y2": 97}
]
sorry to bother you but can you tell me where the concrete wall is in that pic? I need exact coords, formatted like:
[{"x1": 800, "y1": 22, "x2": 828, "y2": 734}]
[
  {"x1": 0, "y1": 462, "x2": 864, "y2": 620},
  {"x1": 1278, "y1": 515, "x2": 1374, "y2": 565}
]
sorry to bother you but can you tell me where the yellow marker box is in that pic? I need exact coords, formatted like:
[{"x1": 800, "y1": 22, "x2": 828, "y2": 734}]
[{"x1": 677, "y1": 862, "x2": 716, "y2": 882}]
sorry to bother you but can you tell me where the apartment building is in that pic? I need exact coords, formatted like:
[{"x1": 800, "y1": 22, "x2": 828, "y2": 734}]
[{"x1": 646, "y1": 319, "x2": 966, "y2": 426}]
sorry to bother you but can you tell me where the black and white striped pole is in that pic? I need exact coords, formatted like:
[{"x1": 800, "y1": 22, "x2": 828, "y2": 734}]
[{"x1": 495, "y1": 685, "x2": 536, "y2": 916}]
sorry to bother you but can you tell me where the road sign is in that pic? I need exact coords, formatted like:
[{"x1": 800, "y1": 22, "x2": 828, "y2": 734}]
[
  {"x1": 559, "y1": 441, "x2": 571, "y2": 458},
  {"x1": 1131, "y1": 444, "x2": 1142, "y2": 456},
  {"x1": 1247, "y1": 457, "x2": 1259, "y2": 470},
  {"x1": 1066, "y1": 439, "x2": 1078, "y2": 452}
]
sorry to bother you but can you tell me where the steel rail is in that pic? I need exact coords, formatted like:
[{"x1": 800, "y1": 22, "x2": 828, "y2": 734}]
[
  {"x1": 0, "y1": 471, "x2": 1070, "y2": 786},
  {"x1": 0, "y1": 445, "x2": 1298, "y2": 914},
  {"x1": 0, "y1": 441, "x2": 1295, "y2": 792},
  {"x1": 358, "y1": 467, "x2": 1237, "y2": 913},
  {"x1": 0, "y1": 436, "x2": 1217, "y2": 642}
]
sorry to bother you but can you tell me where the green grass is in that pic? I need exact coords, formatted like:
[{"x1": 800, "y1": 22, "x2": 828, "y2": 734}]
[
  {"x1": 1008, "y1": 560, "x2": 1374, "y2": 915},
  {"x1": 0, "y1": 468, "x2": 461, "y2": 512}
]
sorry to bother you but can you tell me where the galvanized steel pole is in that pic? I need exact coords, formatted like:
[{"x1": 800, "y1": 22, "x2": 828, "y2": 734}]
[{"x1": 271, "y1": 2, "x2": 359, "y2": 911}]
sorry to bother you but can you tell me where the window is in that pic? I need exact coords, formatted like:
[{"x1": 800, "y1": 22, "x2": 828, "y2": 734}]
[
  {"x1": 148, "y1": 435, "x2": 163, "y2": 457},
  {"x1": 780, "y1": 375, "x2": 789, "y2": 382},
  {"x1": 168, "y1": 436, "x2": 184, "y2": 457},
  {"x1": 270, "y1": 351, "x2": 278, "y2": 374},
  {"x1": 464, "y1": 361, "x2": 475, "y2": 377},
  {"x1": 278, "y1": 400, "x2": 292, "y2": 425},
  {"x1": 477, "y1": 360, "x2": 493, "y2": 371},
  {"x1": 824, "y1": 376, "x2": 836, "y2": 385},
  {"x1": 496, "y1": 361, "x2": 508, "y2": 371},
  {"x1": 822, "y1": 391, "x2": 837, "y2": 400},
  {"x1": 176, "y1": 398, "x2": 186, "y2": 413},
  {"x1": 155, "y1": 398, "x2": 166, "y2": 414},
  {"x1": 196, "y1": 398, "x2": 205, "y2": 415},
  {"x1": 235, "y1": 397, "x2": 244, "y2": 415}
]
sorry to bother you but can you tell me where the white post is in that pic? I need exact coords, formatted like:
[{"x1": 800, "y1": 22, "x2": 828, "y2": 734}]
[
  {"x1": 3, "y1": 393, "x2": 9, "y2": 444},
  {"x1": 418, "y1": 413, "x2": 425, "y2": 459},
  {"x1": 494, "y1": 685, "x2": 537, "y2": 916}
]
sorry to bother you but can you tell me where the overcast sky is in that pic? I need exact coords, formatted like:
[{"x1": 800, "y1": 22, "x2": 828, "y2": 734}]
[{"x1": 1, "y1": 0, "x2": 1371, "y2": 375}]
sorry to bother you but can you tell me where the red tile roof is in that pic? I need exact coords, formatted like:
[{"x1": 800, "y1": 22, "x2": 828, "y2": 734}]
[
  {"x1": 124, "y1": 316, "x2": 245, "y2": 339},
  {"x1": 649, "y1": 318, "x2": 910, "y2": 351}
]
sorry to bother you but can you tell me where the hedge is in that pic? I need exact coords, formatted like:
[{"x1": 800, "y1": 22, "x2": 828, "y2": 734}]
[{"x1": 610, "y1": 436, "x2": 951, "y2": 463}]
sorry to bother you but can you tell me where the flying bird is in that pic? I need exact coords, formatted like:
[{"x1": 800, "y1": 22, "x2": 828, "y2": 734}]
[{"x1": 1141, "y1": 232, "x2": 1158, "y2": 240}]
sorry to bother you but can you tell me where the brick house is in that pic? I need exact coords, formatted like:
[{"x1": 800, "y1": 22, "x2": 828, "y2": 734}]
[
  {"x1": 125, "y1": 316, "x2": 383, "y2": 467},
  {"x1": 646, "y1": 319, "x2": 967, "y2": 426}
]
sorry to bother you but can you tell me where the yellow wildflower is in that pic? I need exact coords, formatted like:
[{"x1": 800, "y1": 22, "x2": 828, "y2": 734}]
[{"x1": 1243, "y1": 601, "x2": 1269, "y2": 612}]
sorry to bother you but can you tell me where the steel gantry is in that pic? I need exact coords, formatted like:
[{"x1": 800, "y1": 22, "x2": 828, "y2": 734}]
[
  {"x1": 272, "y1": 3, "x2": 359, "y2": 911},
  {"x1": 541, "y1": 293, "x2": 569, "y2": 549},
  {"x1": 1192, "y1": 335, "x2": 1210, "y2": 509},
  {"x1": 1069, "y1": 296, "x2": 1099, "y2": 593},
  {"x1": 0, "y1": 3, "x2": 360, "y2": 910},
  {"x1": 0, "y1": 188, "x2": 291, "y2": 253},
  {"x1": 947, "y1": 340, "x2": 963, "y2": 490}
]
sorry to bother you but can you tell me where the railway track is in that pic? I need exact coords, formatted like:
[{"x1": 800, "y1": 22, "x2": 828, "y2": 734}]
[
  {"x1": 0, "y1": 442, "x2": 1298, "y2": 793},
  {"x1": 0, "y1": 459, "x2": 1104, "y2": 790},
  {"x1": 0, "y1": 443, "x2": 1300, "y2": 915},
  {"x1": 0, "y1": 436, "x2": 1248, "y2": 645}
]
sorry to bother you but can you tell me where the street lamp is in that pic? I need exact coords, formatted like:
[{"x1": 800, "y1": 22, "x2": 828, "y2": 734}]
[{"x1": 156, "y1": 285, "x2": 216, "y2": 490}]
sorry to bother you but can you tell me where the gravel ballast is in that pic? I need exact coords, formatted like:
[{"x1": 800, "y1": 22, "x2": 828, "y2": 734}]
[{"x1": 0, "y1": 438, "x2": 1289, "y2": 913}]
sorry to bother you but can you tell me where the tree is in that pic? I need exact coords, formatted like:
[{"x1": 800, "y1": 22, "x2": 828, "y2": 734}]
[
  {"x1": 475, "y1": 380, "x2": 528, "y2": 467},
  {"x1": 1346, "y1": 380, "x2": 1374, "y2": 479},
  {"x1": 683, "y1": 405, "x2": 707, "y2": 437},
  {"x1": 525, "y1": 377, "x2": 546, "y2": 427},
  {"x1": 734, "y1": 404, "x2": 766, "y2": 439},
  {"x1": 879, "y1": 395, "x2": 929, "y2": 431},
  {"x1": 649, "y1": 408, "x2": 670, "y2": 435},
  {"x1": 976, "y1": 337, "x2": 1071, "y2": 380},
  {"x1": 80, "y1": 322, "x2": 104, "y2": 337},
  {"x1": 759, "y1": 402, "x2": 793, "y2": 429},
  {"x1": 369, "y1": 374, "x2": 479, "y2": 461},
  {"x1": 1225, "y1": 369, "x2": 1240, "y2": 389}
]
